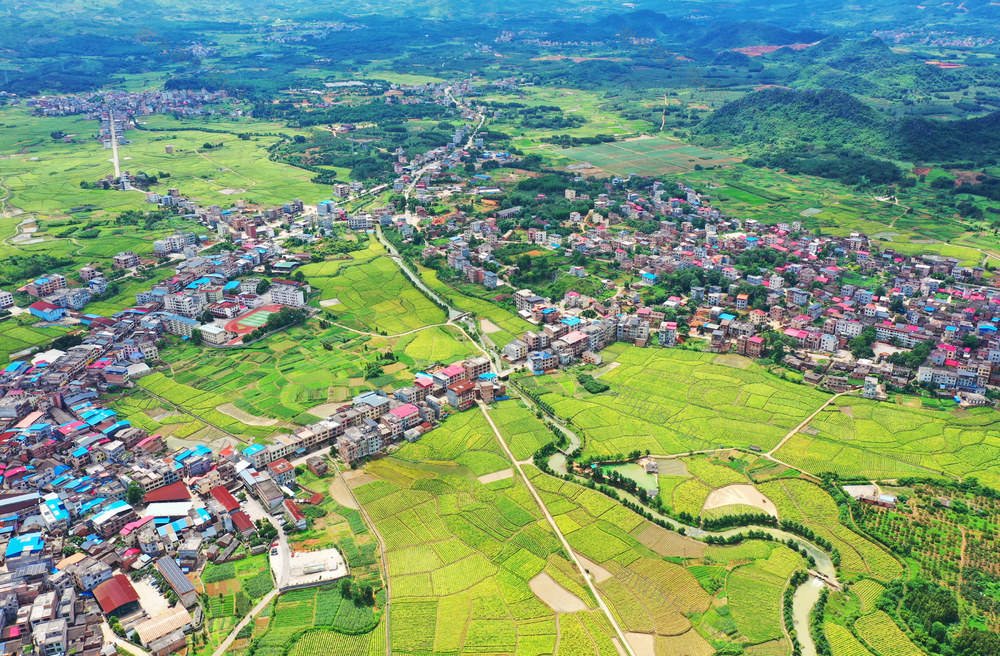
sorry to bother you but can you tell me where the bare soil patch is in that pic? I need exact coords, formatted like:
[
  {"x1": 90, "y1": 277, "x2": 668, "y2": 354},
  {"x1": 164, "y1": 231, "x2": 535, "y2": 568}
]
[
  {"x1": 715, "y1": 353, "x2": 750, "y2": 369},
  {"x1": 529, "y1": 572, "x2": 588, "y2": 613},
  {"x1": 477, "y1": 468, "x2": 514, "y2": 485},
  {"x1": 702, "y1": 484, "x2": 778, "y2": 517},
  {"x1": 635, "y1": 523, "x2": 707, "y2": 558},
  {"x1": 480, "y1": 319, "x2": 501, "y2": 334},
  {"x1": 329, "y1": 476, "x2": 360, "y2": 509},
  {"x1": 217, "y1": 403, "x2": 279, "y2": 426},
  {"x1": 626, "y1": 632, "x2": 656, "y2": 656}
]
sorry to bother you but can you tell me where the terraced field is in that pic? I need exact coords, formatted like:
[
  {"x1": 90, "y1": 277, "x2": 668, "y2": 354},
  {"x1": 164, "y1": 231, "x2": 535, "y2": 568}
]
[
  {"x1": 775, "y1": 396, "x2": 1000, "y2": 487},
  {"x1": 758, "y1": 479, "x2": 902, "y2": 580},
  {"x1": 518, "y1": 347, "x2": 829, "y2": 457},
  {"x1": 354, "y1": 421, "x2": 621, "y2": 656},
  {"x1": 150, "y1": 319, "x2": 476, "y2": 434},
  {"x1": 304, "y1": 239, "x2": 447, "y2": 334},
  {"x1": 523, "y1": 464, "x2": 805, "y2": 654}
]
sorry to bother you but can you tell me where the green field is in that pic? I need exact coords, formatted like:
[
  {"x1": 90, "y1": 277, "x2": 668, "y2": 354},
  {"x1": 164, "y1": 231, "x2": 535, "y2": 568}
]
[
  {"x1": 517, "y1": 347, "x2": 830, "y2": 458},
  {"x1": 557, "y1": 136, "x2": 740, "y2": 177},
  {"x1": 415, "y1": 263, "x2": 533, "y2": 347},
  {"x1": 354, "y1": 414, "x2": 621, "y2": 656},
  {"x1": 775, "y1": 397, "x2": 1000, "y2": 487},
  {"x1": 152, "y1": 319, "x2": 478, "y2": 434},
  {"x1": 0, "y1": 318, "x2": 73, "y2": 362},
  {"x1": 305, "y1": 239, "x2": 447, "y2": 334},
  {"x1": 0, "y1": 107, "x2": 332, "y2": 222}
]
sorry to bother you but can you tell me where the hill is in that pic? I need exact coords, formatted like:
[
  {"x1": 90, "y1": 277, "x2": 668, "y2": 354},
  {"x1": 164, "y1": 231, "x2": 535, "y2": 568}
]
[
  {"x1": 693, "y1": 88, "x2": 894, "y2": 153},
  {"x1": 694, "y1": 87, "x2": 1000, "y2": 163}
]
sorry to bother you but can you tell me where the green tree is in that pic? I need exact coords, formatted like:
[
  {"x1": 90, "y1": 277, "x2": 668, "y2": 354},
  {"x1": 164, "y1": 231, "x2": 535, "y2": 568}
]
[{"x1": 126, "y1": 482, "x2": 144, "y2": 506}]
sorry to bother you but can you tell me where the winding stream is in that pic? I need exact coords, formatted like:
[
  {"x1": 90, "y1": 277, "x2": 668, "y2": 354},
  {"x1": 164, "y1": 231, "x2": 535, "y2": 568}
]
[{"x1": 548, "y1": 452, "x2": 834, "y2": 651}]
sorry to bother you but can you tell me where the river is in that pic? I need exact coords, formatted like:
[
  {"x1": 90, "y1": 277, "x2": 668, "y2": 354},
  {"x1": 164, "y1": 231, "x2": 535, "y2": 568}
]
[{"x1": 547, "y1": 451, "x2": 835, "y2": 648}]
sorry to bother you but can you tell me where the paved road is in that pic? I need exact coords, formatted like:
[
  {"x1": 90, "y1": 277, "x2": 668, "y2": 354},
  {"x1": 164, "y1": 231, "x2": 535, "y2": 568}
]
[
  {"x1": 477, "y1": 402, "x2": 638, "y2": 656},
  {"x1": 108, "y1": 108, "x2": 122, "y2": 178},
  {"x1": 102, "y1": 622, "x2": 151, "y2": 656}
]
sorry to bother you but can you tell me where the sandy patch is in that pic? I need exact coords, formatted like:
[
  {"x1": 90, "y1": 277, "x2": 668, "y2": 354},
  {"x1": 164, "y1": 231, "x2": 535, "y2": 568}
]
[
  {"x1": 578, "y1": 555, "x2": 612, "y2": 583},
  {"x1": 480, "y1": 318, "x2": 501, "y2": 334},
  {"x1": 702, "y1": 484, "x2": 778, "y2": 518},
  {"x1": 319, "y1": 298, "x2": 341, "y2": 307},
  {"x1": 840, "y1": 406, "x2": 854, "y2": 418},
  {"x1": 529, "y1": 572, "x2": 588, "y2": 613},
  {"x1": 477, "y1": 468, "x2": 514, "y2": 485},
  {"x1": 217, "y1": 403, "x2": 279, "y2": 426},
  {"x1": 218, "y1": 188, "x2": 242, "y2": 195},
  {"x1": 329, "y1": 476, "x2": 360, "y2": 510},
  {"x1": 626, "y1": 632, "x2": 656, "y2": 656},
  {"x1": 344, "y1": 471, "x2": 377, "y2": 489},
  {"x1": 306, "y1": 402, "x2": 341, "y2": 418},
  {"x1": 634, "y1": 523, "x2": 706, "y2": 558}
]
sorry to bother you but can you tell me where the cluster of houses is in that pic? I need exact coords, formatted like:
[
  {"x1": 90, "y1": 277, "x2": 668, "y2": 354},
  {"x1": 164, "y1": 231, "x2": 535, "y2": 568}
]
[
  {"x1": 0, "y1": 372, "x2": 348, "y2": 656},
  {"x1": 386, "y1": 178, "x2": 1000, "y2": 403}
]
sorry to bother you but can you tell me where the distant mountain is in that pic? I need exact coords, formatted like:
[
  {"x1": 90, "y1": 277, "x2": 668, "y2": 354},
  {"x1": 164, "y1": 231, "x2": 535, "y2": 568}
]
[
  {"x1": 694, "y1": 87, "x2": 1000, "y2": 163},
  {"x1": 695, "y1": 21, "x2": 826, "y2": 49}
]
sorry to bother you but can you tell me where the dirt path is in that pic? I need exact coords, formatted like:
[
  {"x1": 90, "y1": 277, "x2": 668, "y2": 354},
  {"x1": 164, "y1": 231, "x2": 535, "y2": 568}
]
[
  {"x1": 767, "y1": 390, "x2": 853, "y2": 457},
  {"x1": 478, "y1": 402, "x2": 637, "y2": 656}
]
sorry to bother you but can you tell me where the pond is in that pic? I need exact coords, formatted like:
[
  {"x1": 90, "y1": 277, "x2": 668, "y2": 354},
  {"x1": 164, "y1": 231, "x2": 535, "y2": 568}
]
[{"x1": 600, "y1": 462, "x2": 659, "y2": 496}]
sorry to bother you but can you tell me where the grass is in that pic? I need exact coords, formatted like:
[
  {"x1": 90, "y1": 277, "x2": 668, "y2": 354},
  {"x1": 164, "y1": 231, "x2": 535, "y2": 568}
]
[{"x1": 517, "y1": 347, "x2": 830, "y2": 458}]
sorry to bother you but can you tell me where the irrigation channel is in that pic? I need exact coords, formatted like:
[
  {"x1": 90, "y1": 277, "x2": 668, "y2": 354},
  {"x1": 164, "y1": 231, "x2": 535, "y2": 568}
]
[{"x1": 548, "y1": 453, "x2": 831, "y2": 656}]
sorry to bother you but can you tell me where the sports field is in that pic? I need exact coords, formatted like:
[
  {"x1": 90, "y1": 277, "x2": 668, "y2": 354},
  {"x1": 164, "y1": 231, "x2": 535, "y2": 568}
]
[
  {"x1": 558, "y1": 137, "x2": 740, "y2": 177},
  {"x1": 225, "y1": 305, "x2": 282, "y2": 335}
]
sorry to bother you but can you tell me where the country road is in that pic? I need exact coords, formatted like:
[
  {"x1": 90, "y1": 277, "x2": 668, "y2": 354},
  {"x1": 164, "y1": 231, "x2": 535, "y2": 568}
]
[{"x1": 478, "y1": 402, "x2": 638, "y2": 656}]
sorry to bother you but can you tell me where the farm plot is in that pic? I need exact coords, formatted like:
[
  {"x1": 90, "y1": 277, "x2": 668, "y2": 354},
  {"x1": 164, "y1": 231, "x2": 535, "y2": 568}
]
[
  {"x1": 416, "y1": 264, "x2": 533, "y2": 347},
  {"x1": 247, "y1": 585, "x2": 382, "y2": 656},
  {"x1": 0, "y1": 319, "x2": 73, "y2": 362},
  {"x1": 311, "y1": 241, "x2": 447, "y2": 334},
  {"x1": 154, "y1": 320, "x2": 475, "y2": 429},
  {"x1": 487, "y1": 400, "x2": 555, "y2": 461},
  {"x1": 854, "y1": 611, "x2": 924, "y2": 656},
  {"x1": 518, "y1": 347, "x2": 829, "y2": 458},
  {"x1": 525, "y1": 464, "x2": 808, "y2": 652},
  {"x1": 775, "y1": 397, "x2": 1000, "y2": 488},
  {"x1": 758, "y1": 479, "x2": 902, "y2": 580},
  {"x1": 354, "y1": 425, "x2": 621, "y2": 655},
  {"x1": 558, "y1": 136, "x2": 740, "y2": 177}
]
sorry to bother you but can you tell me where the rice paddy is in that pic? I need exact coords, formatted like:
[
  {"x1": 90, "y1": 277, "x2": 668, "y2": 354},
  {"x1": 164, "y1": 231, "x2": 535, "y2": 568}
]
[
  {"x1": 557, "y1": 136, "x2": 740, "y2": 177},
  {"x1": 518, "y1": 347, "x2": 830, "y2": 458}
]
